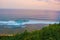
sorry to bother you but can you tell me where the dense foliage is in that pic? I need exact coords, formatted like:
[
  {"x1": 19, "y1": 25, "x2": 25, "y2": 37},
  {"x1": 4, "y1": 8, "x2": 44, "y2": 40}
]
[{"x1": 0, "y1": 24, "x2": 60, "y2": 40}]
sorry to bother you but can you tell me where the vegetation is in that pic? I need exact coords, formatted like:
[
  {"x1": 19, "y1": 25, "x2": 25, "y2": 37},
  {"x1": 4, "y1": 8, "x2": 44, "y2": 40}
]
[{"x1": 0, "y1": 24, "x2": 60, "y2": 40}]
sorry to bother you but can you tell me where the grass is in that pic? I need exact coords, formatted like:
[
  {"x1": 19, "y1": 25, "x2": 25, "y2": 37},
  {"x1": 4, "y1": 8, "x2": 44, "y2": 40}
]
[{"x1": 0, "y1": 23, "x2": 60, "y2": 40}]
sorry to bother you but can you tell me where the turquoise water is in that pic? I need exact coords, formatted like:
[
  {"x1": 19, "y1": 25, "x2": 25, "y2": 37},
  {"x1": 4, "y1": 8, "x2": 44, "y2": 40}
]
[
  {"x1": 0, "y1": 20, "x2": 59, "y2": 26},
  {"x1": 0, "y1": 9, "x2": 60, "y2": 28}
]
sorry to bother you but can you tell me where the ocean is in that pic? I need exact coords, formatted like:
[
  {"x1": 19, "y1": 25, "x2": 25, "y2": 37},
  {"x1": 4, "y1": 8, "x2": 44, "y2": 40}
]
[{"x1": 0, "y1": 9, "x2": 60, "y2": 28}]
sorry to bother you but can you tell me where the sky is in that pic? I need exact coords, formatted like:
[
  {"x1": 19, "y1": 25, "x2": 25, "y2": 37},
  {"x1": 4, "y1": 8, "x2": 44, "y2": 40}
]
[{"x1": 0, "y1": 0, "x2": 60, "y2": 10}]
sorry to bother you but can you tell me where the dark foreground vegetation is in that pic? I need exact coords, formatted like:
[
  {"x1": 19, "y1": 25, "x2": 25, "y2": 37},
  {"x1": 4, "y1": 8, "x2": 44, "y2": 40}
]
[{"x1": 0, "y1": 23, "x2": 60, "y2": 40}]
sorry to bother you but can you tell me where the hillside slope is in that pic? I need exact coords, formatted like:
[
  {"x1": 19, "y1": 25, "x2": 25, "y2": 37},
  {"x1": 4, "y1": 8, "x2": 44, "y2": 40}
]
[{"x1": 0, "y1": 24, "x2": 60, "y2": 40}]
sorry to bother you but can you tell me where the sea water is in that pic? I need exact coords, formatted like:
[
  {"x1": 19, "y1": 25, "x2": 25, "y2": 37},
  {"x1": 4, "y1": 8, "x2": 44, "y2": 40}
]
[{"x1": 0, "y1": 20, "x2": 59, "y2": 27}]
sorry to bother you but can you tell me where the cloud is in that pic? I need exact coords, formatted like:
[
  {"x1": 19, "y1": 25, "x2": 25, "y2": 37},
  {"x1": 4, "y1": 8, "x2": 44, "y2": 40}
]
[{"x1": 0, "y1": 0, "x2": 60, "y2": 10}]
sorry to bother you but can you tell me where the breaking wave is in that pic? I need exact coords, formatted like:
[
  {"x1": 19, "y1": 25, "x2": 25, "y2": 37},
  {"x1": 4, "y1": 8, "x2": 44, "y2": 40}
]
[{"x1": 0, "y1": 20, "x2": 59, "y2": 26}]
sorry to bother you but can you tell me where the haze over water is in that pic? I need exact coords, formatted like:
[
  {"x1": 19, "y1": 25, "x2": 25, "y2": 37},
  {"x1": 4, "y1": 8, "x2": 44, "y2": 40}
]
[{"x1": 0, "y1": 9, "x2": 60, "y2": 21}]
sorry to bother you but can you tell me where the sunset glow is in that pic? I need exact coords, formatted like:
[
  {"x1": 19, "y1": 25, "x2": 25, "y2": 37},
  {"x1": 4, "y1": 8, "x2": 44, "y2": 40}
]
[{"x1": 0, "y1": 0, "x2": 60, "y2": 10}]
